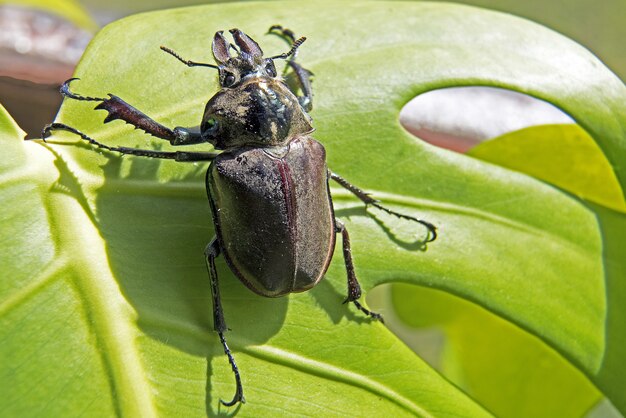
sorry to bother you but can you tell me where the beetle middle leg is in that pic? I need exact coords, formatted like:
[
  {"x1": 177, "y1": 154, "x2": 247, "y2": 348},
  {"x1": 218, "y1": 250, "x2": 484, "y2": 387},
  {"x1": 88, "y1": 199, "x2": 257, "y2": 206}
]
[
  {"x1": 335, "y1": 220, "x2": 384, "y2": 323},
  {"x1": 205, "y1": 238, "x2": 245, "y2": 406},
  {"x1": 41, "y1": 123, "x2": 218, "y2": 161},
  {"x1": 330, "y1": 171, "x2": 437, "y2": 242}
]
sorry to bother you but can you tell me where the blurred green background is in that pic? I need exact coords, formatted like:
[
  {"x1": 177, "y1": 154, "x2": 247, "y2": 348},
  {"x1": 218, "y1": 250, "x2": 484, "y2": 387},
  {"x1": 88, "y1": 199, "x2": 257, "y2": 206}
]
[
  {"x1": 428, "y1": 0, "x2": 625, "y2": 81},
  {"x1": 77, "y1": 0, "x2": 626, "y2": 81}
]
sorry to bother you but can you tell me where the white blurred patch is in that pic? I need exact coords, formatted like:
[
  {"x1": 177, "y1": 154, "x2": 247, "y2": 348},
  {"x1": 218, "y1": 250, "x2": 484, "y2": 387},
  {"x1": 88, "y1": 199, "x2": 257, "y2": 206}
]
[{"x1": 399, "y1": 86, "x2": 573, "y2": 153}]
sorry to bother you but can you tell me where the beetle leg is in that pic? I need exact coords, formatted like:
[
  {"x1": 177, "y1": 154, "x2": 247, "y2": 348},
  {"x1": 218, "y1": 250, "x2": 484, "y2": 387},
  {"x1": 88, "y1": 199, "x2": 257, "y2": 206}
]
[
  {"x1": 335, "y1": 220, "x2": 384, "y2": 323},
  {"x1": 286, "y1": 61, "x2": 313, "y2": 112},
  {"x1": 41, "y1": 123, "x2": 218, "y2": 161},
  {"x1": 205, "y1": 238, "x2": 246, "y2": 406},
  {"x1": 268, "y1": 25, "x2": 297, "y2": 44},
  {"x1": 330, "y1": 171, "x2": 437, "y2": 242},
  {"x1": 268, "y1": 26, "x2": 313, "y2": 112},
  {"x1": 59, "y1": 78, "x2": 205, "y2": 146}
]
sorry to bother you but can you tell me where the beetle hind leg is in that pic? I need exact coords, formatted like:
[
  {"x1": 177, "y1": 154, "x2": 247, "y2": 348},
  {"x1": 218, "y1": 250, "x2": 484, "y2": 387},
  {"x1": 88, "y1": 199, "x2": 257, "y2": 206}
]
[
  {"x1": 335, "y1": 220, "x2": 384, "y2": 323},
  {"x1": 205, "y1": 238, "x2": 245, "y2": 406}
]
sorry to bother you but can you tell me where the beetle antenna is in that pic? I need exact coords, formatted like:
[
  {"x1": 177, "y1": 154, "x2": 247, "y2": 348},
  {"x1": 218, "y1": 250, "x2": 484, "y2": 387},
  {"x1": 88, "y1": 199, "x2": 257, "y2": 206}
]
[
  {"x1": 160, "y1": 46, "x2": 219, "y2": 69},
  {"x1": 269, "y1": 36, "x2": 306, "y2": 60}
]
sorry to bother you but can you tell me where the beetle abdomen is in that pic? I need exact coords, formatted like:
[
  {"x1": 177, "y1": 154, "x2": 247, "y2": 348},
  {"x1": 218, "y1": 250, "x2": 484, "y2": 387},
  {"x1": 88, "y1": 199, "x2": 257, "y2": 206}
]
[{"x1": 207, "y1": 136, "x2": 335, "y2": 297}]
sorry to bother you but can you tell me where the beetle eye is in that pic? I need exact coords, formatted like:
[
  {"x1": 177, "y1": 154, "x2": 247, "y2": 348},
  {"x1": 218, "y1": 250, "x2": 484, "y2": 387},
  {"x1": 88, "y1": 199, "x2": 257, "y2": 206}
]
[
  {"x1": 223, "y1": 72, "x2": 236, "y2": 87},
  {"x1": 265, "y1": 61, "x2": 277, "y2": 77}
]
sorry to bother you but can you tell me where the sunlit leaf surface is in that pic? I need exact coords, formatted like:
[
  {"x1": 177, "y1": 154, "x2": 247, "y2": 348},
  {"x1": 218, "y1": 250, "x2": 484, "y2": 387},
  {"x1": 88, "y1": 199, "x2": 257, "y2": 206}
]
[{"x1": 1, "y1": 2, "x2": 625, "y2": 416}]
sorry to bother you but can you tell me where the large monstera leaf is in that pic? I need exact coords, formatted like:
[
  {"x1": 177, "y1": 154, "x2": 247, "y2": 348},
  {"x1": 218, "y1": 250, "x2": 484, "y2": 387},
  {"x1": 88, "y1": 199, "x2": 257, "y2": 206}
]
[{"x1": 1, "y1": 2, "x2": 625, "y2": 417}]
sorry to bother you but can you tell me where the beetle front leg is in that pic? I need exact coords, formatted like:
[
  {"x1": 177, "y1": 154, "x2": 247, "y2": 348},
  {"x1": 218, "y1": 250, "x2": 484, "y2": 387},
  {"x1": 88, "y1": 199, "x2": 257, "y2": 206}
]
[
  {"x1": 59, "y1": 78, "x2": 204, "y2": 146},
  {"x1": 330, "y1": 171, "x2": 437, "y2": 242},
  {"x1": 285, "y1": 61, "x2": 313, "y2": 112},
  {"x1": 268, "y1": 25, "x2": 313, "y2": 112},
  {"x1": 205, "y1": 238, "x2": 245, "y2": 406},
  {"x1": 335, "y1": 220, "x2": 384, "y2": 323}
]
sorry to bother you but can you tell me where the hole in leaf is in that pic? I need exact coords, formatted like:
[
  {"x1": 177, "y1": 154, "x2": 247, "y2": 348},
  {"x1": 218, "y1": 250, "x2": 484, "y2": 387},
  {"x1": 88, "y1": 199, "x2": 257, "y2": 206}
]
[
  {"x1": 399, "y1": 86, "x2": 573, "y2": 153},
  {"x1": 400, "y1": 87, "x2": 625, "y2": 210}
]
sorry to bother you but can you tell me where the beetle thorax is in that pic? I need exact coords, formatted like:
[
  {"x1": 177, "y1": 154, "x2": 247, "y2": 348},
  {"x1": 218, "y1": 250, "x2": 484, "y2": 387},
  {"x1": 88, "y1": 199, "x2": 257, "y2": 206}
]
[{"x1": 201, "y1": 77, "x2": 313, "y2": 150}]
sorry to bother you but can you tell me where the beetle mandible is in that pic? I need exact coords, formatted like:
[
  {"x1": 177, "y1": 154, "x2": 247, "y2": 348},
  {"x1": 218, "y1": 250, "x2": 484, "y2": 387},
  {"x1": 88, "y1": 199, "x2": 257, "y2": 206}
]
[{"x1": 41, "y1": 26, "x2": 437, "y2": 406}]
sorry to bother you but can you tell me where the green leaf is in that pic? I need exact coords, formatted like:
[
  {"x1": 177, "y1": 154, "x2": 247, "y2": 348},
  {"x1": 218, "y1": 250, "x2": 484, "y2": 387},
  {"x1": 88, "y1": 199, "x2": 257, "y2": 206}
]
[
  {"x1": 2, "y1": 119, "x2": 488, "y2": 416},
  {"x1": 468, "y1": 124, "x2": 626, "y2": 212},
  {"x1": 384, "y1": 121, "x2": 626, "y2": 416},
  {"x1": 2, "y1": 1, "x2": 625, "y2": 416},
  {"x1": 0, "y1": 102, "x2": 25, "y2": 140},
  {"x1": 463, "y1": 123, "x2": 626, "y2": 415},
  {"x1": 387, "y1": 283, "x2": 602, "y2": 418}
]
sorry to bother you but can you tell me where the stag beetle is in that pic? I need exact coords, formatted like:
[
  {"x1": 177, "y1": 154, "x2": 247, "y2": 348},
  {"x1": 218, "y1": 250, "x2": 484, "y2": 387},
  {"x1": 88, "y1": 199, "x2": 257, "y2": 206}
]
[{"x1": 41, "y1": 26, "x2": 437, "y2": 406}]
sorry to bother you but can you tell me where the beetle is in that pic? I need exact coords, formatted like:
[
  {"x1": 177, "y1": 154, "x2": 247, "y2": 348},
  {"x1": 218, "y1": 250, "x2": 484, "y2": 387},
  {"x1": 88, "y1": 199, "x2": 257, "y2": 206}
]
[{"x1": 41, "y1": 26, "x2": 437, "y2": 406}]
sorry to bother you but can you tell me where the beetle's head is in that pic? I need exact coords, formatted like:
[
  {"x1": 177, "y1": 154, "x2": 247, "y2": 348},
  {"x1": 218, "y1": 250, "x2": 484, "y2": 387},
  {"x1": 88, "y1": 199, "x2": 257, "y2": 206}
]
[
  {"x1": 193, "y1": 29, "x2": 312, "y2": 149},
  {"x1": 212, "y1": 29, "x2": 286, "y2": 89}
]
